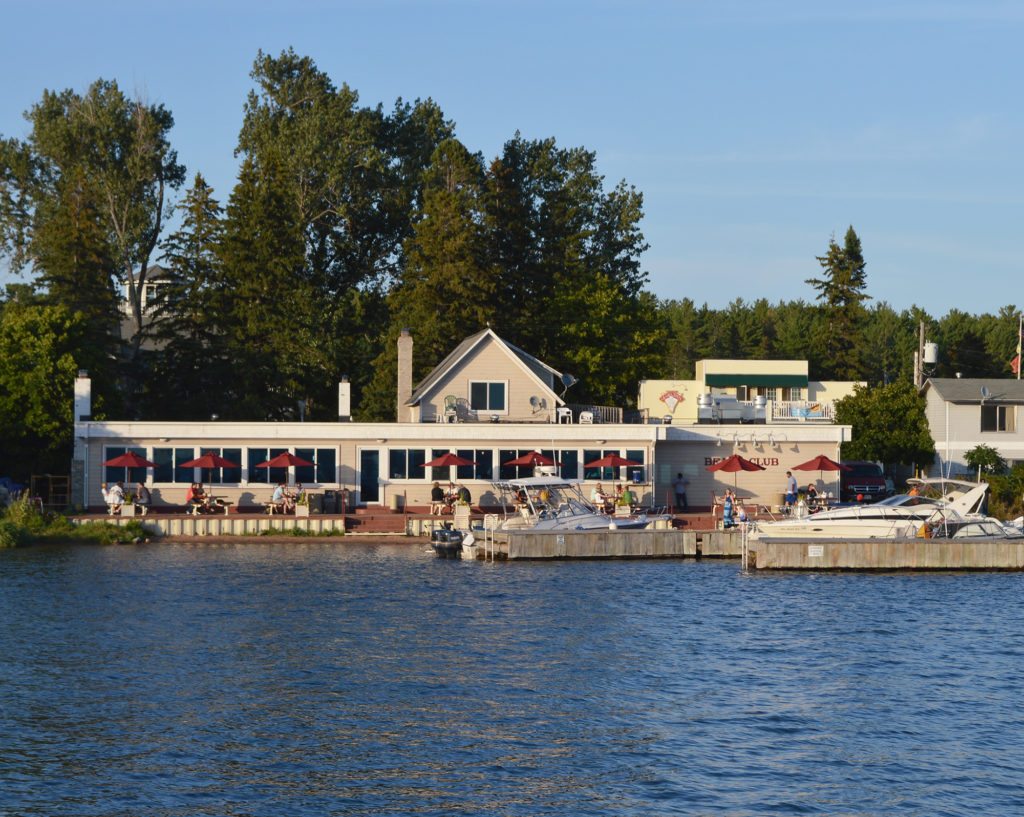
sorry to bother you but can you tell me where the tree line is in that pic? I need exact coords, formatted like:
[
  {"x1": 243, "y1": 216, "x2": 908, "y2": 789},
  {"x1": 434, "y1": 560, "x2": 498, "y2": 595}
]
[{"x1": 1, "y1": 49, "x2": 1021, "y2": 477}]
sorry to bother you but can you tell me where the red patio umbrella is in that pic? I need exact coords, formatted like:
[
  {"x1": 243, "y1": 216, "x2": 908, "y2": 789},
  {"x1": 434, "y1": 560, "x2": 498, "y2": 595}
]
[
  {"x1": 102, "y1": 451, "x2": 159, "y2": 483},
  {"x1": 791, "y1": 454, "x2": 849, "y2": 494},
  {"x1": 255, "y1": 452, "x2": 315, "y2": 487},
  {"x1": 503, "y1": 451, "x2": 558, "y2": 467},
  {"x1": 584, "y1": 454, "x2": 642, "y2": 469},
  {"x1": 102, "y1": 451, "x2": 158, "y2": 469},
  {"x1": 179, "y1": 452, "x2": 240, "y2": 486},
  {"x1": 705, "y1": 453, "x2": 766, "y2": 490},
  {"x1": 255, "y1": 452, "x2": 315, "y2": 469},
  {"x1": 420, "y1": 453, "x2": 478, "y2": 468}
]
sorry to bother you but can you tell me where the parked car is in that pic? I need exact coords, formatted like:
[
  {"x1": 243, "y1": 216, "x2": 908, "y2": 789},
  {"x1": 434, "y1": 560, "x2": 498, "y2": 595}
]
[{"x1": 840, "y1": 461, "x2": 889, "y2": 502}]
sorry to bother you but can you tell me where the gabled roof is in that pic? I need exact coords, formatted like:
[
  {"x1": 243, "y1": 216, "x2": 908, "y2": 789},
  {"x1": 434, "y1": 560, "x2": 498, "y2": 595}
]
[
  {"x1": 408, "y1": 328, "x2": 564, "y2": 406},
  {"x1": 923, "y1": 378, "x2": 1024, "y2": 404}
]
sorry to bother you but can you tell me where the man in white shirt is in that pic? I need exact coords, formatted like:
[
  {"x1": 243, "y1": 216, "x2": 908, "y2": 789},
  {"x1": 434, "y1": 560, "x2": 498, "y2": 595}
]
[{"x1": 109, "y1": 482, "x2": 125, "y2": 515}]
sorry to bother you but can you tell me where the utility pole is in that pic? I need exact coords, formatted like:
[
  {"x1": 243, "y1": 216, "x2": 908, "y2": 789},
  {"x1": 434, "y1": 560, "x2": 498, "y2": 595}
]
[{"x1": 914, "y1": 321, "x2": 925, "y2": 389}]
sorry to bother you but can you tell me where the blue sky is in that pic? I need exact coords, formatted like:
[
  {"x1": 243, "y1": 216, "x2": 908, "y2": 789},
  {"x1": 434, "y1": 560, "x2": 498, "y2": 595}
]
[{"x1": 2, "y1": 0, "x2": 1022, "y2": 316}]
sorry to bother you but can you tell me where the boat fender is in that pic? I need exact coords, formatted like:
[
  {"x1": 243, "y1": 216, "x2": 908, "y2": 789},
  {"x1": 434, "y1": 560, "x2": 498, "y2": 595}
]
[
  {"x1": 462, "y1": 532, "x2": 475, "y2": 546},
  {"x1": 608, "y1": 520, "x2": 618, "y2": 530}
]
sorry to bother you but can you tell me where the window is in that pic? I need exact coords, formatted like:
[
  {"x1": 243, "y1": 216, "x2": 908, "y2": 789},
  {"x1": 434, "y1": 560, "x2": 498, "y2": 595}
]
[
  {"x1": 388, "y1": 449, "x2": 426, "y2": 480},
  {"x1": 456, "y1": 450, "x2": 493, "y2": 481},
  {"x1": 559, "y1": 450, "x2": 579, "y2": 480},
  {"x1": 248, "y1": 448, "x2": 288, "y2": 484},
  {"x1": 981, "y1": 405, "x2": 1016, "y2": 432},
  {"x1": 293, "y1": 448, "x2": 336, "y2": 484},
  {"x1": 626, "y1": 449, "x2": 646, "y2": 482},
  {"x1": 217, "y1": 449, "x2": 242, "y2": 484},
  {"x1": 784, "y1": 387, "x2": 804, "y2": 401},
  {"x1": 470, "y1": 381, "x2": 507, "y2": 413}
]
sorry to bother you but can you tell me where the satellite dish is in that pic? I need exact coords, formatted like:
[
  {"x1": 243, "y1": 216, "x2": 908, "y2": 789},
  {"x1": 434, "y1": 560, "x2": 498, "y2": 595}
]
[
  {"x1": 560, "y1": 373, "x2": 578, "y2": 397},
  {"x1": 981, "y1": 386, "x2": 990, "y2": 400},
  {"x1": 529, "y1": 395, "x2": 540, "y2": 408}
]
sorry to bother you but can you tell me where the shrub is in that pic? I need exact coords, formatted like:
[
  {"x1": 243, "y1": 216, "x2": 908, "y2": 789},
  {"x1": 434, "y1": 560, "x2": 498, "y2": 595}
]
[{"x1": 0, "y1": 520, "x2": 31, "y2": 548}]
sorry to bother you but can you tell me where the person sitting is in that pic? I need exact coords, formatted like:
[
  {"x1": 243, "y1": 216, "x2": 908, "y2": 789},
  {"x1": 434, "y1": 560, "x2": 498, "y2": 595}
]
[
  {"x1": 590, "y1": 483, "x2": 611, "y2": 513},
  {"x1": 102, "y1": 482, "x2": 114, "y2": 515},
  {"x1": 186, "y1": 482, "x2": 206, "y2": 514},
  {"x1": 620, "y1": 485, "x2": 635, "y2": 510},
  {"x1": 430, "y1": 481, "x2": 445, "y2": 515},
  {"x1": 107, "y1": 481, "x2": 125, "y2": 515},
  {"x1": 457, "y1": 484, "x2": 471, "y2": 505},
  {"x1": 135, "y1": 482, "x2": 151, "y2": 515},
  {"x1": 806, "y1": 484, "x2": 819, "y2": 508},
  {"x1": 270, "y1": 482, "x2": 294, "y2": 514}
]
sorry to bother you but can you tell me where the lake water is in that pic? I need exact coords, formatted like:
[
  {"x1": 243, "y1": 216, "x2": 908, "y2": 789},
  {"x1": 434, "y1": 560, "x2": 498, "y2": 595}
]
[{"x1": 2, "y1": 542, "x2": 1024, "y2": 816}]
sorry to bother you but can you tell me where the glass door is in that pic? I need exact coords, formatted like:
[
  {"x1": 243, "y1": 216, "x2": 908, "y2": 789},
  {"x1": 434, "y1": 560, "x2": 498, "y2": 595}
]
[{"x1": 359, "y1": 449, "x2": 381, "y2": 504}]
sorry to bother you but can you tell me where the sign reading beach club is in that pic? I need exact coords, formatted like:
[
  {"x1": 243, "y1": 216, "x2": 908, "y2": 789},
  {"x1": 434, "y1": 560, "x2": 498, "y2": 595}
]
[{"x1": 705, "y1": 456, "x2": 779, "y2": 468}]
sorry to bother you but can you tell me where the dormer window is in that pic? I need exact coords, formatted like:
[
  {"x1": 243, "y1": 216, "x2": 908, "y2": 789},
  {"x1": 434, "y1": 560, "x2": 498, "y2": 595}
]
[{"x1": 470, "y1": 381, "x2": 507, "y2": 413}]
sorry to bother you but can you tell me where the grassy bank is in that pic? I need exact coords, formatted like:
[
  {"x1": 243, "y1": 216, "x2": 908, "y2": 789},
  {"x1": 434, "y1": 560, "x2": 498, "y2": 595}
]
[{"x1": 0, "y1": 497, "x2": 154, "y2": 547}]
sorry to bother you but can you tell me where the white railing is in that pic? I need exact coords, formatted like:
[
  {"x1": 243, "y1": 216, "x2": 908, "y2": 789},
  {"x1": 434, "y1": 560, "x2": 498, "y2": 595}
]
[{"x1": 770, "y1": 401, "x2": 835, "y2": 422}]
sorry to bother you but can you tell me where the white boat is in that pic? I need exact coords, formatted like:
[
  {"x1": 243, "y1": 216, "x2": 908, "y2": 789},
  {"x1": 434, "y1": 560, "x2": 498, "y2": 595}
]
[
  {"x1": 490, "y1": 476, "x2": 658, "y2": 531},
  {"x1": 746, "y1": 478, "x2": 1021, "y2": 542}
]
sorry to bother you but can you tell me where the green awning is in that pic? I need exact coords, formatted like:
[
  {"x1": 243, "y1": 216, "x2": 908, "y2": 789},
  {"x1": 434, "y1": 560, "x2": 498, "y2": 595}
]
[{"x1": 704, "y1": 373, "x2": 808, "y2": 388}]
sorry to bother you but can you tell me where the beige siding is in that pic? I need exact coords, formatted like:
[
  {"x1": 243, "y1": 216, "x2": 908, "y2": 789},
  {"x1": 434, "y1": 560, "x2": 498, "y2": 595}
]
[{"x1": 420, "y1": 337, "x2": 554, "y2": 422}]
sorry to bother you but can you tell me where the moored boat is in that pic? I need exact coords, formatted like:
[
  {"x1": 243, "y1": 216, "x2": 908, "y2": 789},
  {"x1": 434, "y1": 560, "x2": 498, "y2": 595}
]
[
  {"x1": 490, "y1": 476, "x2": 665, "y2": 532},
  {"x1": 746, "y1": 478, "x2": 1021, "y2": 543}
]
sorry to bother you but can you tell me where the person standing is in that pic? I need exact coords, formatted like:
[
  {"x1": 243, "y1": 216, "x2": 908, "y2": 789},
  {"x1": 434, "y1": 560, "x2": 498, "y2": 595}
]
[
  {"x1": 135, "y1": 482, "x2": 151, "y2": 515},
  {"x1": 101, "y1": 482, "x2": 115, "y2": 515},
  {"x1": 784, "y1": 470, "x2": 798, "y2": 509},
  {"x1": 722, "y1": 488, "x2": 735, "y2": 528},
  {"x1": 672, "y1": 472, "x2": 689, "y2": 512}
]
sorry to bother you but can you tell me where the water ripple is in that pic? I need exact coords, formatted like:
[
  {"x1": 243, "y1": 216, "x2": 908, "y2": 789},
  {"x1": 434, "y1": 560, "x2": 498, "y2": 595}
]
[{"x1": 2, "y1": 545, "x2": 1024, "y2": 815}]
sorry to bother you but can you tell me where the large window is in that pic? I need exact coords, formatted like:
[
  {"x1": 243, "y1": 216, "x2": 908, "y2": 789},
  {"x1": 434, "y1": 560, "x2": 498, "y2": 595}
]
[
  {"x1": 470, "y1": 381, "x2": 506, "y2": 413},
  {"x1": 982, "y1": 405, "x2": 1016, "y2": 432},
  {"x1": 389, "y1": 449, "x2": 426, "y2": 480},
  {"x1": 294, "y1": 448, "x2": 337, "y2": 484},
  {"x1": 456, "y1": 450, "x2": 493, "y2": 481}
]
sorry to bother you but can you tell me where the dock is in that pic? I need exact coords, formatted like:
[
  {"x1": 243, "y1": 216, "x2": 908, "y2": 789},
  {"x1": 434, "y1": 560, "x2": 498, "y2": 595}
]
[
  {"x1": 746, "y1": 537, "x2": 1024, "y2": 570},
  {"x1": 466, "y1": 528, "x2": 743, "y2": 560}
]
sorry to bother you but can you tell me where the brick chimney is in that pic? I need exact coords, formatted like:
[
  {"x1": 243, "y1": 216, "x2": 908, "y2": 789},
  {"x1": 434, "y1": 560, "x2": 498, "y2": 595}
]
[{"x1": 397, "y1": 329, "x2": 413, "y2": 422}]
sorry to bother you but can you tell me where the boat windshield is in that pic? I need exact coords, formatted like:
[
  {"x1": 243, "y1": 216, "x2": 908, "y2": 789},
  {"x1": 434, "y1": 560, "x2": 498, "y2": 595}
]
[{"x1": 876, "y1": 494, "x2": 942, "y2": 508}]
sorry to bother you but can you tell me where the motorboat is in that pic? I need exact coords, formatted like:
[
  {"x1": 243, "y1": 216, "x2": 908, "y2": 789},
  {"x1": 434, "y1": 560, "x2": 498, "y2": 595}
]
[
  {"x1": 490, "y1": 476, "x2": 658, "y2": 531},
  {"x1": 430, "y1": 526, "x2": 469, "y2": 558},
  {"x1": 746, "y1": 478, "x2": 1022, "y2": 542}
]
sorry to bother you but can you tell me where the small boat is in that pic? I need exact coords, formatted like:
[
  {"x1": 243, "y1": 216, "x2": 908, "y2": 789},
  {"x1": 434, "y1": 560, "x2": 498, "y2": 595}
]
[
  {"x1": 490, "y1": 476, "x2": 664, "y2": 532},
  {"x1": 430, "y1": 526, "x2": 466, "y2": 558},
  {"x1": 746, "y1": 478, "x2": 1022, "y2": 543}
]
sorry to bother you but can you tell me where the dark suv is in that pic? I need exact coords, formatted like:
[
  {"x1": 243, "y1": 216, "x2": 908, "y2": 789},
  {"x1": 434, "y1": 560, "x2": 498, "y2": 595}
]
[{"x1": 840, "y1": 461, "x2": 888, "y2": 502}]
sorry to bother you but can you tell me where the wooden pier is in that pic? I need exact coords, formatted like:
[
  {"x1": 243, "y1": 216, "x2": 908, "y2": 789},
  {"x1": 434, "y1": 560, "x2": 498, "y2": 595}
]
[
  {"x1": 747, "y1": 538, "x2": 1024, "y2": 570},
  {"x1": 466, "y1": 528, "x2": 744, "y2": 560}
]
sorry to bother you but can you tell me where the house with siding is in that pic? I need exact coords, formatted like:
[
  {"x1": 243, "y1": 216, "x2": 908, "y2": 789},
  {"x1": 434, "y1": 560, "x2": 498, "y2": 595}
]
[{"x1": 922, "y1": 378, "x2": 1024, "y2": 476}]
